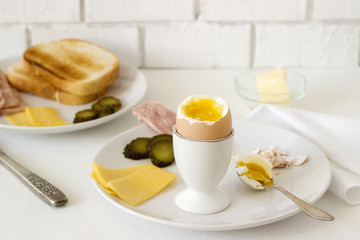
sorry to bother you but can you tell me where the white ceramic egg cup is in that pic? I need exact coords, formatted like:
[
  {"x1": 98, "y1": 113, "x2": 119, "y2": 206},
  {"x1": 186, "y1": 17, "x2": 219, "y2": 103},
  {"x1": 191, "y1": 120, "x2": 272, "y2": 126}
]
[{"x1": 173, "y1": 127, "x2": 234, "y2": 214}]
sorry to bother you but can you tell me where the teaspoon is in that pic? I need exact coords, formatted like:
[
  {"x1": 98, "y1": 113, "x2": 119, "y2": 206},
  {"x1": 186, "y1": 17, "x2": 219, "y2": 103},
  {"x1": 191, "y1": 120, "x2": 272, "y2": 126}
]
[{"x1": 237, "y1": 174, "x2": 334, "y2": 221}]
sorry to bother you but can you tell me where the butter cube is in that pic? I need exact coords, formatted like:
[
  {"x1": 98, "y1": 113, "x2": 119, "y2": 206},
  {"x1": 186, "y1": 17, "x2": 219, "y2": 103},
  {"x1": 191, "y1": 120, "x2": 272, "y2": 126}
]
[{"x1": 256, "y1": 67, "x2": 290, "y2": 103}]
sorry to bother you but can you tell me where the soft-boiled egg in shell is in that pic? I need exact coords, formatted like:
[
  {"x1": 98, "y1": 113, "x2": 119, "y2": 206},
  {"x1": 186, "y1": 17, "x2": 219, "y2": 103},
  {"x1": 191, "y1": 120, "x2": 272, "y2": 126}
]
[{"x1": 175, "y1": 95, "x2": 232, "y2": 140}]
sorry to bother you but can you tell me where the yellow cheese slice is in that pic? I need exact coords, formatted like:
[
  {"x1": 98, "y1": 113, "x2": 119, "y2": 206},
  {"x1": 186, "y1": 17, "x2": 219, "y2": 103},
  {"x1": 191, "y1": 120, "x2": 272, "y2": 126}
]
[
  {"x1": 90, "y1": 172, "x2": 117, "y2": 196},
  {"x1": 91, "y1": 163, "x2": 152, "y2": 188},
  {"x1": 5, "y1": 111, "x2": 35, "y2": 126},
  {"x1": 25, "y1": 106, "x2": 67, "y2": 126},
  {"x1": 107, "y1": 164, "x2": 177, "y2": 206},
  {"x1": 256, "y1": 67, "x2": 290, "y2": 103}
]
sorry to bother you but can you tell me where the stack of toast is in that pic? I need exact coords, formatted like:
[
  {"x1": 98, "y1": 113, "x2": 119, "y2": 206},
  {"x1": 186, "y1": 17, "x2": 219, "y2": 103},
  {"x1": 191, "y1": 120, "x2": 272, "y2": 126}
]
[{"x1": 7, "y1": 39, "x2": 120, "y2": 105}]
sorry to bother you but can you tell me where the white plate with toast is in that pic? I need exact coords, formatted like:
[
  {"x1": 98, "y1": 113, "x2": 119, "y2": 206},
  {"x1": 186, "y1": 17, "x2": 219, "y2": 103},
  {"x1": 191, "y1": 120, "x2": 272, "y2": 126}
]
[
  {"x1": 92, "y1": 120, "x2": 332, "y2": 231},
  {"x1": 0, "y1": 57, "x2": 147, "y2": 134}
]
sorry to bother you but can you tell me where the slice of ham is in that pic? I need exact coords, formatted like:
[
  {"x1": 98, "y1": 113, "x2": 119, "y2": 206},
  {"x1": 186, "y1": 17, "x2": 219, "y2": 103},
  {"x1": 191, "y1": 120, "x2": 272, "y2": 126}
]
[
  {"x1": 0, "y1": 87, "x2": 26, "y2": 116},
  {"x1": 0, "y1": 89, "x2": 5, "y2": 109},
  {"x1": 0, "y1": 69, "x2": 19, "y2": 108},
  {"x1": 132, "y1": 101, "x2": 176, "y2": 135},
  {"x1": 0, "y1": 69, "x2": 26, "y2": 116}
]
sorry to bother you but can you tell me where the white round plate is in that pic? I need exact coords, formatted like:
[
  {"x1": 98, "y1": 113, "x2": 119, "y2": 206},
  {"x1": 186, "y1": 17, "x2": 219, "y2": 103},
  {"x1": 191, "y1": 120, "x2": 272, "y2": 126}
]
[
  {"x1": 92, "y1": 119, "x2": 332, "y2": 231},
  {"x1": 0, "y1": 57, "x2": 147, "y2": 134}
]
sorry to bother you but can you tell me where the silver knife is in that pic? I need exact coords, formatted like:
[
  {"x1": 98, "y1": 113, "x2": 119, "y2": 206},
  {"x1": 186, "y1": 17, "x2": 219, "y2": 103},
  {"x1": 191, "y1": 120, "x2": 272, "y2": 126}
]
[{"x1": 0, "y1": 150, "x2": 68, "y2": 207}]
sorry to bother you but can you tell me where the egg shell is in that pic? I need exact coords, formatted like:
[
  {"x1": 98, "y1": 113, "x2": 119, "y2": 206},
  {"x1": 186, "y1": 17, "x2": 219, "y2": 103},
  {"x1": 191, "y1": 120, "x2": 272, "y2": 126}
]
[{"x1": 175, "y1": 109, "x2": 232, "y2": 141}]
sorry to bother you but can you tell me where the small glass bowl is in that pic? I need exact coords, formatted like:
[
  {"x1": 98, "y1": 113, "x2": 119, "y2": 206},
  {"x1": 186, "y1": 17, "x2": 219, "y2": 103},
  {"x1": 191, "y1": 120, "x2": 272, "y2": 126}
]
[{"x1": 234, "y1": 69, "x2": 306, "y2": 109}]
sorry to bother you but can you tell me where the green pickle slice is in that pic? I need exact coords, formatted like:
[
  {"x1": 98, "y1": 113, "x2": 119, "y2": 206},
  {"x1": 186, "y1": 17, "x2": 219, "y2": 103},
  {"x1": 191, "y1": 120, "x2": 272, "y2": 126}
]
[
  {"x1": 92, "y1": 102, "x2": 113, "y2": 115},
  {"x1": 98, "y1": 96, "x2": 122, "y2": 112},
  {"x1": 123, "y1": 137, "x2": 151, "y2": 160},
  {"x1": 72, "y1": 96, "x2": 122, "y2": 123},
  {"x1": 147, "y1": 134, "x2": 172, "y2": 148},
  {"x1": 149, "y1": 140, "x2": 175, "y2": 168},
  {"x1": 123, "y1": 134, "x2": 175, "y2": 167},
  {"x1": 73, "y1": 109, "x2": 98, "y2": 123}
]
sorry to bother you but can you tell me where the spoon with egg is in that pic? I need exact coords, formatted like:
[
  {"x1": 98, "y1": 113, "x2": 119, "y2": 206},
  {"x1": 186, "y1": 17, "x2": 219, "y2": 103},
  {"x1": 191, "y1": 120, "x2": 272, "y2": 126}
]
[{"x1": 234, "y1": 154, "x2": 334, "y2": 221}]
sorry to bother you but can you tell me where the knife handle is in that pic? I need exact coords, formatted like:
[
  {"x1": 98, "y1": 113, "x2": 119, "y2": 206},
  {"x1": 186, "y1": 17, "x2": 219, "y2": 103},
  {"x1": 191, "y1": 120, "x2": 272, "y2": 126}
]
[{"x1": 0, "y1": 151, "x2": 68, "y2": 207}]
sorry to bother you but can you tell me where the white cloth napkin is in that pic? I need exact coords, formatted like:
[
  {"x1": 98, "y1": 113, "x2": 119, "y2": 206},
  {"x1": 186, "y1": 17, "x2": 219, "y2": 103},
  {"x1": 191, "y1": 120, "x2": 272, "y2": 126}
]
[{"x1": 246, "y1": 104, "x2": 360, "y2": 205}]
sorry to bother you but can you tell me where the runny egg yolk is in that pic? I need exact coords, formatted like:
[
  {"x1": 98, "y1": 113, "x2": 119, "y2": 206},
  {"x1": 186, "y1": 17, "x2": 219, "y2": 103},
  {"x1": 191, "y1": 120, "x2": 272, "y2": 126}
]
[
  {"x1": 181, "y1": 98, "x2": 223, "y2": 122},
  {"x1": 237, "y1": 156, "x2": 273, "y2": 186}
]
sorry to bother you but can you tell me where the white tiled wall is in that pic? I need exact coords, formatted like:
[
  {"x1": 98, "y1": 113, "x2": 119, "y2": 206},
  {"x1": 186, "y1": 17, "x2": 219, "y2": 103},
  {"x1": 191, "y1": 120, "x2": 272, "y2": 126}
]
[{"x1": 0, "y1": 0, "x2": 359, "y2": 68}]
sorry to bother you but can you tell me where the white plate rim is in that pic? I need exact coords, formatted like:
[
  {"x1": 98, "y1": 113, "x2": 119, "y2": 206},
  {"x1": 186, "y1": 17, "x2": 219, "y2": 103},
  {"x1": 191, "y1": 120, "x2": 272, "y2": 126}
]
[
  {"x1": 92, "y1": 119, "x2": 332, "y2": 231},
  {"x1": 0, "y1": 57, "x2": 147, "y2": 134}
]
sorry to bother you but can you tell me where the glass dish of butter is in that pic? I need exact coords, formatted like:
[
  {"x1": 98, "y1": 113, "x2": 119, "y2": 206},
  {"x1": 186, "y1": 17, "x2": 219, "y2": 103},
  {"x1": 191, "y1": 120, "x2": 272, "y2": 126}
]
[{"x1": 234, "y1": 67, "x2": 306, "y2": 109}]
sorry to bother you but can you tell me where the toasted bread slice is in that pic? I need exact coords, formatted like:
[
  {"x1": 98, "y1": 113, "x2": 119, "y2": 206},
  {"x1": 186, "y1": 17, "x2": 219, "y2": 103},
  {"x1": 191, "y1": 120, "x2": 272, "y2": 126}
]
[
  {"x1": 23, "y1": 39, "x2": 119, "y2": 96},
  {"x1": 7, "y1": 61, "x2": 109, "y2": 105}
]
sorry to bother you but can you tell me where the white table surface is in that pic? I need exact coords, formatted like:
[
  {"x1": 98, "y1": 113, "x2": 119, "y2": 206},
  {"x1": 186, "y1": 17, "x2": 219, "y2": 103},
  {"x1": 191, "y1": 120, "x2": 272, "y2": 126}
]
[{"x1": 1, "y1": 68, "x2": 360, "y2": 240}]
